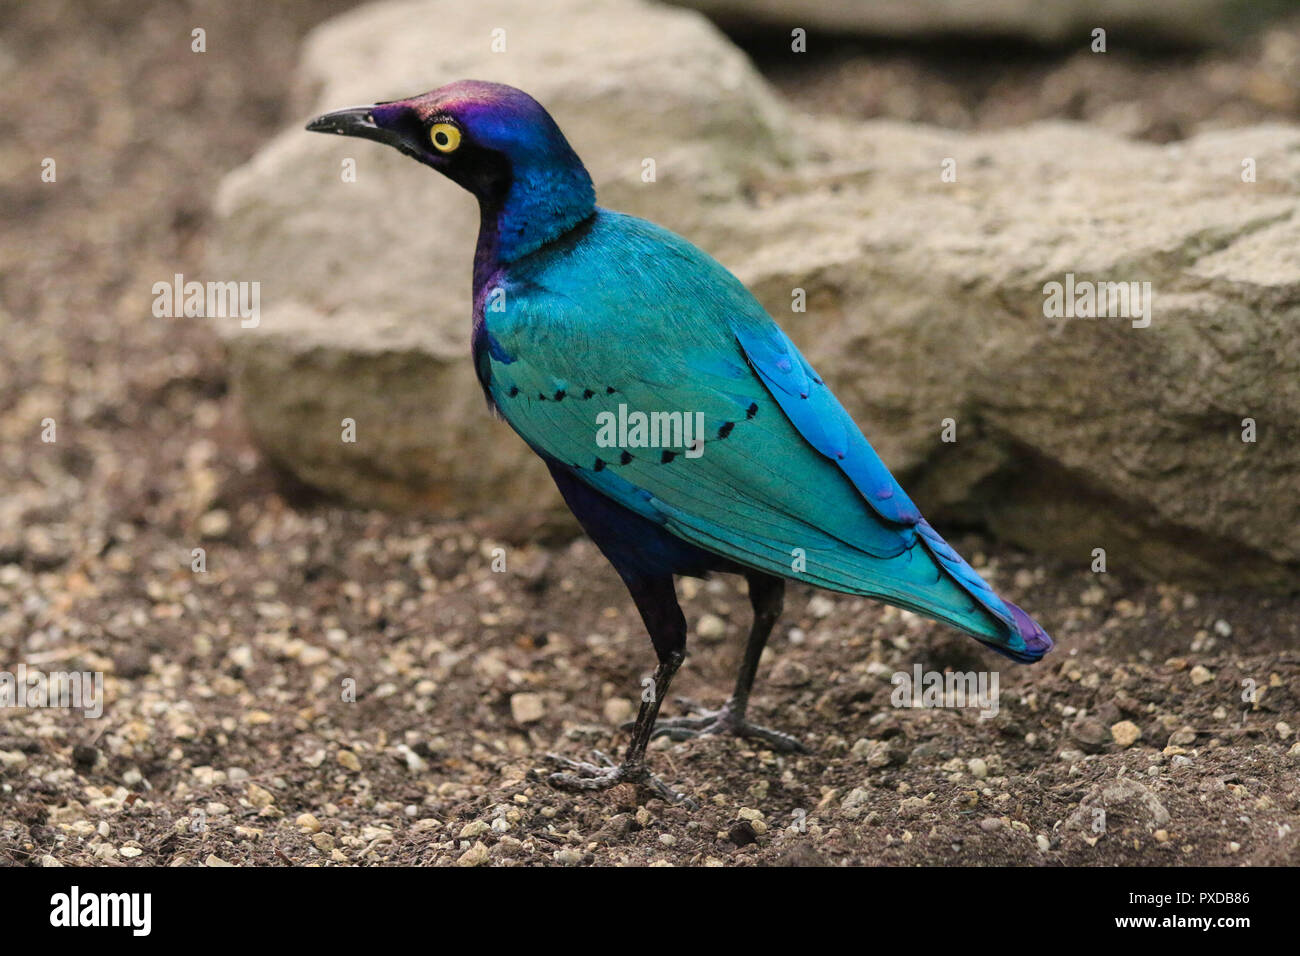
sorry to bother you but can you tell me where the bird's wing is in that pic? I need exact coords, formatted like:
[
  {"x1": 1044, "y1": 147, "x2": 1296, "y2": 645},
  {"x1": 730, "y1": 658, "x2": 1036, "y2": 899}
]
[{"x1": 481, "y1": 212, "x2": 1049, "y2": 660}]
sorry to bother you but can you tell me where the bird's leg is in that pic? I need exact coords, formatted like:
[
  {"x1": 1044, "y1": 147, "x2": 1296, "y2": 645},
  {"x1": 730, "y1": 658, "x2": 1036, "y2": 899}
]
[
  {"x1": 728, "y1": 572, "x2": 784, "y2": 721},
  {"x1": 651, "y1": 572, "x2": 807, "y2": 753},
  {"x1": 546, "y1": 574, "x2": 696, "y2": 807},
  {"x1": 547, "y1": 650, "x2": 689, "y2": 804}
]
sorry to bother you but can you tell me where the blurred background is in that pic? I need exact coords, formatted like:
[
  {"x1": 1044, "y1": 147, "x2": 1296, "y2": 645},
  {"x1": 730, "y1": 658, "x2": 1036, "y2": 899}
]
[{"x1": 1, "y1": 0, "x2": 1298, "y2": 867}]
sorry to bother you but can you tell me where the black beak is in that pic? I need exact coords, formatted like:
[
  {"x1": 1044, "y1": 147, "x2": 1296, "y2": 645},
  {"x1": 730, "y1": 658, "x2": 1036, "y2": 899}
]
[{"x1": 305, "y1": 105, "x2": 402, "y2": 148}]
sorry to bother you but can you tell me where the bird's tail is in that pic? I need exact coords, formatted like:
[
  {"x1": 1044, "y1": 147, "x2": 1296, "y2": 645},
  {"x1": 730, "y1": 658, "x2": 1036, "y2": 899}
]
[
  {"x1": 995, "y1": 600, "x2": 1055, "y2": 663},
  {"x1": 913, "y1": 519, "x2": 1054, "y2": 664}
]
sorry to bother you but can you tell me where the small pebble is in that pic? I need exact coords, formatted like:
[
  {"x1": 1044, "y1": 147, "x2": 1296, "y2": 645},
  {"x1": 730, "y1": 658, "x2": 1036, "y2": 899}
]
[
  {"x1": 603, "y1": 698, "x2": 634, "y2": 725},
  {"x1": 1111, "y1": 721, "x2": 1142, "y2": 748},
  {"x1": 457, "y1": 842, "x2": 489, "y2": 867},
  {"x1": 696, "y1": 613, "x2": 727, "y2": 641},
  {"x1": 807, "y1": 595, "x2": 835, "y2": 619},
  {"x1": 510, "y1": 692, "x2": 546, "y2": 724},
  {"x1": 336, "y1": 750, "x2": 361, "y2": 773}
]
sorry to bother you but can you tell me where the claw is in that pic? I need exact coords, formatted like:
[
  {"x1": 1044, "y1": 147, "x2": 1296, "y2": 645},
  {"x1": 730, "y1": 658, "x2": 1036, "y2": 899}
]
[
  {"x1": 622, "y1": 701, "x2": 706, "y2": 733},
  {"x1": 650, "y1": 703, "x2": 808, "y2": 753},
  {"x1": 649, "y1": 713, "x2": 714, "y2": 740},
  {"x1": 544, "y1": 752, "x2": 603, "y2": 776},
  {"x1": 543, "y1": 750, "x2": 697, "y2": 808}
]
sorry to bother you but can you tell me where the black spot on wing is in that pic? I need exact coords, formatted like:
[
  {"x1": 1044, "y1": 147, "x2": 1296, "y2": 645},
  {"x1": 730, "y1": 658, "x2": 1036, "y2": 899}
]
[
  {"x1": 717, "y1": 421, "x2": 735, "y2": 439},
  {"x1": 620, "y1": 451, "x2": 633, "y2": 465},
  {"x1": 660, "y1": 450, "x2": 676, "y2": 463}
]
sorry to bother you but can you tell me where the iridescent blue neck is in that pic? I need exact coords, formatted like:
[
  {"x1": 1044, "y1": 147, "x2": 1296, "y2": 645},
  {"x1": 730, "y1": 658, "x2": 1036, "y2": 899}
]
[{"x1": 479, "y1": 158, "x2": 595, "y2": 268}]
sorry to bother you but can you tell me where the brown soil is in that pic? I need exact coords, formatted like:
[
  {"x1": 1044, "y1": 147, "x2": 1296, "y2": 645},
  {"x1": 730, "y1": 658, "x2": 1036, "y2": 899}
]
[{"x1": 1, "y1": 2, "x2": 1298, "y2": 867}]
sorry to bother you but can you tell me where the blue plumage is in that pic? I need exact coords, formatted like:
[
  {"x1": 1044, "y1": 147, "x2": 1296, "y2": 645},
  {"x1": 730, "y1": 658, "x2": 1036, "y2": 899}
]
[
  {"x1": 308, "y1": 80, "x2": 1052, "y2": 800},
  {"x1": 483, "y1": 209, "x2": 1049, "y2": 662}
]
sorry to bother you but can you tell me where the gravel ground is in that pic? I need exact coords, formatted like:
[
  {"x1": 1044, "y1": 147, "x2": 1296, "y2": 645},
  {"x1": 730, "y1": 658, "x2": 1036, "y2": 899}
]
[{"x1": 2, "y1": 1, "x2": 1299, "y2": 867}]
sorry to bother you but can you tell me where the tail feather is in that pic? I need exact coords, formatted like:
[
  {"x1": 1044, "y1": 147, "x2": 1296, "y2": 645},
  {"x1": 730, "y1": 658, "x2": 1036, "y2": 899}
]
[
  {"x1": 1001, "y1": 600, "x2": 1054, "y2": 663},
  {"x1": 914, "y1": 519, "x2": 1053, "y2": 663}
]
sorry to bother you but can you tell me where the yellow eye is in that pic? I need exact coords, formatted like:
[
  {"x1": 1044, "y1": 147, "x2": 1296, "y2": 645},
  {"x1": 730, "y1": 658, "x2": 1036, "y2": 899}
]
[{"x1": 429, "y1": 123, "x2": 461, "y2": 153}]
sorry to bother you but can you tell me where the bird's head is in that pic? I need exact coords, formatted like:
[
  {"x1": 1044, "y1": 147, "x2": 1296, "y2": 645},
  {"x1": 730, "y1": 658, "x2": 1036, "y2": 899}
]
[{"x1": 306, "y1": 80, "x2": 595, "y2": 260}]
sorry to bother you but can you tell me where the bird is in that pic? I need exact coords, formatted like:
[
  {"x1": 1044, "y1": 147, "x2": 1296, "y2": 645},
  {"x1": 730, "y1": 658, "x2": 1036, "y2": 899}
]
[{"x1": 307, "y1": 80, "x2": 1052, "y2": 804}]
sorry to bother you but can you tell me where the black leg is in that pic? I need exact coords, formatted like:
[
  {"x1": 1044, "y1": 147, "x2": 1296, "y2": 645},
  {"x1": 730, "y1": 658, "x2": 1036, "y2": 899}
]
[
  {"x1": 650, "y1": 571, "x2": 806, "y2": 753},
  {"x1": 608, "y1": 573, "x2": 685, "y2": 771},
  {"x1": 546, "y1": 574, "x2": 696, "y2": 805},
  {"x1": 730, "y1": 571, "x2": 785, "y2": 720}
]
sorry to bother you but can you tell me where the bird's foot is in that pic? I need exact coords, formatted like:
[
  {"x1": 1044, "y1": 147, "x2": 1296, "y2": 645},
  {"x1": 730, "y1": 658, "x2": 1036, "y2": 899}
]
[
  {"x1": 544, "y1": 750, "x2": 697, "y2": 808},
  {"x1": 649, "y1": 699, "x2": 808, "y2": 753}
]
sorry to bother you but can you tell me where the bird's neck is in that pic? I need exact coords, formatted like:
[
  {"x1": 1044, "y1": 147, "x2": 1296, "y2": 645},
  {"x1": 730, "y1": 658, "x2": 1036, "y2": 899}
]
[{"x1": 474, "y1": 159, "x2": 596, "y2": 274}]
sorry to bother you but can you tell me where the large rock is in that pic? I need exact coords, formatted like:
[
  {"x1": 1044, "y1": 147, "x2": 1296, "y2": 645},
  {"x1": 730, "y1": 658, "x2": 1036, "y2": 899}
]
[
  {"x1": 210, "y1": 0, "x2": 1300, "y2": 587},
  {"x1": 726, "y1": 119, "x2": 1300, "y2": 588},
  {"x1": 668, "y1": 0, "x2": 1279, "y2": 47}
]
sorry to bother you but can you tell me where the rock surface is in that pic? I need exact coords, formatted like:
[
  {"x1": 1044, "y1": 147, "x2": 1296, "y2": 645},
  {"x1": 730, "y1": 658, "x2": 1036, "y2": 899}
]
[
  {"x1": 668, "y1": 0, "x2": 1280, "y2": 47},
  {"x1": 210, "y1": 0, "x2": 1300, "y2": 586}
]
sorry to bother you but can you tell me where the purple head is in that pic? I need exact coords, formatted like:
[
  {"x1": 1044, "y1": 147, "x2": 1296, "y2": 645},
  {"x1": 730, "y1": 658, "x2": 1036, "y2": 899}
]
[{"x1": 307, "y1": 80, "x2": 596, "y2": 260}]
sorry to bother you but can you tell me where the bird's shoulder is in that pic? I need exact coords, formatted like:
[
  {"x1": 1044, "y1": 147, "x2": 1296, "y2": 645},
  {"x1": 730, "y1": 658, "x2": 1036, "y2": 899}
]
[{"x1": 496, "y1": 208, "x2": 767, "y2": 343}]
